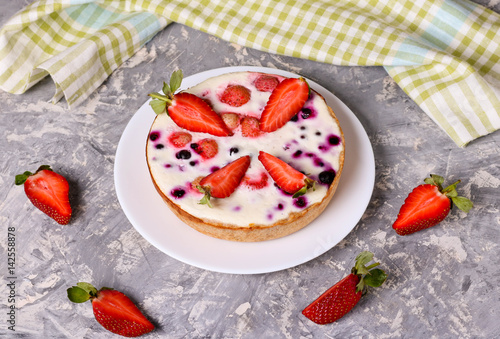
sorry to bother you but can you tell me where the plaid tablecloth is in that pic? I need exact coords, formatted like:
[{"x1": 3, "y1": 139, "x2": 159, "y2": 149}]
[{"x1": 1, "y1": 0, "x2": 499, "y2": 147}]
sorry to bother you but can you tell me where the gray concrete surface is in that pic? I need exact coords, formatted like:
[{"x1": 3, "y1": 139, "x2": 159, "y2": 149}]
[{"x1": 1, "y1": 0, "x2": 500, "y2": 338}]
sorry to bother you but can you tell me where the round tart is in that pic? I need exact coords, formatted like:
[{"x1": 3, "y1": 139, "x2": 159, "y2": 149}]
[{"x1": 146, "y1": 71, "x2": 344, "y2": 242}]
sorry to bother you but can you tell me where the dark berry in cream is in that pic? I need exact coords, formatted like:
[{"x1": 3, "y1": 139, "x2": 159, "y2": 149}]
[
  {"x1": 319, "y1": 170, "x2": 336, "y2": 185},
  {"x1": 176, "y1": 150, "x2": 191, "y2": 159}
]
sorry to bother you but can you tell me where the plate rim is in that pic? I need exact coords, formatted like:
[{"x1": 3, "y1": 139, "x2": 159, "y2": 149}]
[{"x1": 114, "y1": 66, "x2": 375, "y2": 274}]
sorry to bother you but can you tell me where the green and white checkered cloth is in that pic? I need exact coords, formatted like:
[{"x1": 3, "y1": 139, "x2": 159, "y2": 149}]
[{"x1": 1, "y1": 0, "x2": 499, "y2": 147}]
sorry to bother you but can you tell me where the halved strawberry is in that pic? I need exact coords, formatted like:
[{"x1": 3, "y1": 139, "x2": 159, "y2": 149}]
[
  {"x1": 254, "y1": 75, "x2": 279, "y2": 92},
  {"x1": 192, "y1": 138, "x2": 218, "y2": 159},
  {"x1": 220, "y1": 85, "x2": 251, "y2": 107},
  {"x1": 302, "y1": 251, "x2": 387, "y2": 325},
  {"x1": 258, "y1": 151, "x2": 314, "y2": 197},
  {"x1": 15, "y1": 165, "x2": 72, "y2": 225},
  {"x1": 392, "y1": 174, "x2": 473, "y2": 235},
  {"x1": 197, "y1": 155, "x2": 251, "y2": 207},
  {"x1": 68, "y1": 282, "x2": 154, "y2": 337},
  {"x1": 168, "y1": 131, "x2": 192, "y2": 148},
  {"x1": 259, "y1": 77, "x2": 309, "y2": 132},
  {"x1": 241, "y1": 116, "x2": 262, "y2": 138},
  {"x1": 149, "y1": 70, "x2": 232, "y2": 137},
  {"x1": 220, "y1": 112, "x2": 241, "y2": 130}
]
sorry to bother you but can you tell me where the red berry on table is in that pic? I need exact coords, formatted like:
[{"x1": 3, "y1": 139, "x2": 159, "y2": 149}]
[
  {"x1": 149, "y1": 70, "x2": 232, "y2": 137},
  {"x1": 259, "y1": 77, "x2": 309, "y2": 132},
  {"x1": 258, "y1": 151, "x2": 314, "y2": 198},
  {"x1": 254, "y1": 74, "x2": 280, "y2": 92},
  {"x1": 241, "y1": 116, "x2": 263, "y2": 138},
  {"x1": 302, "y1": 251, "x2": 387, "y2": 325},
  {"x1": 392, "y1": 174, "x2": 473, "y2": 236},
  {"x1": 192, "y1": 138, "x2": 218, "y2": 159},
  {"x1": 15, "y1": 165, "x2": 72, "y2": 225},
  {"x1": 168, "y1": 131, "x2": 192, "y2": 148},
  {"x1": 197, "y1": 155, "x2": 251, "y2": 207},
  {"x1": 67, "y1": 282, "x2": 154, "y2": 337},
  {"x1": 220, "y1": 85, "x2": 251, "y2": 107}
]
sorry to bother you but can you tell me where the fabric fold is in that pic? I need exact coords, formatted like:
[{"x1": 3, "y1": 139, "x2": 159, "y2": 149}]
[{"x1": 0, "y1": 0, "x2": 499, "y2": 146}]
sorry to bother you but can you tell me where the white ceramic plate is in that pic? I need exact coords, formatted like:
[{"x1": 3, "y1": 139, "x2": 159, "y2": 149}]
[{"x1": 114, "y1": 66, "x2": 374, "y2": 274}]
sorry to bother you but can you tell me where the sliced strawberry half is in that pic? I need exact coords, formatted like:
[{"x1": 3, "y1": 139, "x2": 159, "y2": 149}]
[
  {"x1": 198, "y1": 155, "x2": 251, "y2": 207},
  {"x1": 15, "y1": 165, "x2": 72, "y2": 225},
  {"x1": 149, "y1": 70, "x2": 232, "y2": 137},
  {"x1": 258, "y1": 151, "x2": 314, "y2": 197},
  {"x1": 68, "y1": 282, "x2": 154, "y2": 337},
  {"x1": 302, "y1": 251, "x2": 387, "y2": 325},
  {"x1": 259, "y1": 77, "x2": 309, "y2": 132},
  {"x1": 392, "y1": 174, "x2": 473, "y2": 235},
  {"x1": 168, "y1": 93, "x2": 232, "y2": 137}
]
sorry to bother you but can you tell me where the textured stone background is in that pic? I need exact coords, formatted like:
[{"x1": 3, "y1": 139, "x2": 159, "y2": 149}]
[{"x1": 1, "y1": 0, "x2": 500, "y2": 338}]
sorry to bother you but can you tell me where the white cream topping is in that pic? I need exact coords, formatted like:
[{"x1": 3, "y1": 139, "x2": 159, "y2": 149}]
[{"x1": 146, "y1": 72, "x2": 343, "y2": 227}]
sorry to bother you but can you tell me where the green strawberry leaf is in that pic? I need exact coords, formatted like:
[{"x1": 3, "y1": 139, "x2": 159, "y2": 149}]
[
  {"x1": 197, "y1": 186, "x2": 213, "y2": 208},
  {"x1": 451, "y1": 196, "x2": 473, "y2": 213},
  {"x1": 292, "y1": 186, "x2": 308, "y2": 199},
  {"x1": 170, "y1": 69, "x2": 183, "y2": 94},
  {"x1": 76, "y1": 282, "x2": 98, "y2": 296},
  {"x1": 424, "y1": 174, "x2": 444, "y2": 189},
  {"x1": 162, "y1": 81, "x2": 171, "y2": 97},
  {"x1": 149, "y1": 99, "x2": 167, "y2": 115},
  {"x1": 36, "y1": 165, "x2": 52, "y2": 172},
  {"x1": 67, "y1": 286, "x2": 91, "y2": 303},
  {"x1": 363, "y1": 268, "x2": 387, "y2": 288},
  {"x1": 15, "y1": 171, "x2": 32, "y2": 185}
]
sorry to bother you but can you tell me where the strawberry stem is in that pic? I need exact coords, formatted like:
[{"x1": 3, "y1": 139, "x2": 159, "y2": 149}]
[{"x1": 148, "y1": 92, "x2": 172, "y2": 104}]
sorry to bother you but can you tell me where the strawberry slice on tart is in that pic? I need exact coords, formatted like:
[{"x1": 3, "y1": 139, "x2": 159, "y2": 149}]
[
  {"x1": 259, "y1": 77, "x2": 310, "y2": 132},
  {"x1": 197, "y1": 155, "x2": 251, "y2": 207},
  {"x1": 149, "y1": 70, "x2": 232, "y2": 137},
  {"x1": 258, "y1": 151, "x2": 314, "y2": 198}
]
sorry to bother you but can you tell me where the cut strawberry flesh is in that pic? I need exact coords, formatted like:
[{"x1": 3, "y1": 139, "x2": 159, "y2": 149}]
[
  {"x1": 200, "y1": 156, "x2": 251, "y2": 198},
  {"x1": 92, "y1": 290, "x2": 154, "y2": 337},
  {"x1": 392, "y1": 184, "x2": 451, "y2": 235},
  {"x1": 258, "y1": 151, "x2": 309, "y2": 194},
  {"x1": 302, "y1": 273, "x2": 361, "y2": 324},
  {"x1": 259, "y1": 77, "x2": 309, "y2": 132},
  {"x1": 24, "y1": 170, "x2": 71, "y2": 225},
  {"x1": 168, "y1": 92, "x2": 232, "y2": 137}
]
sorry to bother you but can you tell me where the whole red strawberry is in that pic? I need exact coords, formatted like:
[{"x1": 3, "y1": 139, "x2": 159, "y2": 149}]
[
  {"x1": 197, "y1": 155, "x2": 251, "y2": 207},
  {"x1": 192, "y1": 138, "x2": 218, "y2": 159},
  {"x1": 220, "y1": 85, "x2": 251, "y2": 107},
  {"x1": 302, "y1": 251, "x2": 387, "y2": 325},
  {"x1": 168, "y1": 131, "x2": 192, "y2": 148},
  {"x1": 392, "y1": 174, "x2": 473, "y2": 236},
  {"x1": 149, "y1": 70, "x2": 232, "y2": 137},
  {"x1": 15, "y1": 165, "x2": 72, "y2": 225},
  {"x1": 67, "y1": 282, "x2": 154, "y2": 337},
  {"x1": 254, "y1": 74, "x2": 280, "y2": 92},
  {"x1": 241, "y1": 116, "x2": 262, "y2": 138}
]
